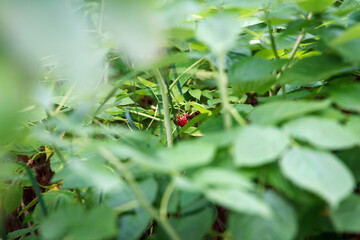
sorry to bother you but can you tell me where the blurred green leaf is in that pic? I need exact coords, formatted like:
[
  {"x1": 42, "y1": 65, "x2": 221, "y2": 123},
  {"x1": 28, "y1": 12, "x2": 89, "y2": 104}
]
[
  {"x1": 2, "y1": 184, "x2": 23, "y2": 214},
  {"x1": 249, "y1": 100, "x2": 330, "y2": 125},
  {"x1": 280, "y1": 147, "x2": 354, "y2": 206},
  {"x1": 196, "y1": 13, "x2": 241, "y2": 54},
  {"x1": 189, "y1": 89, "x2": 201, "y2": 100},
  {"x1": 279, "y1": 55, "x2": 352, "y2": 85},
  {"x1": 234, "y1": 126, "x2": 290, "y2": 167},
  {"x1": 330, "y1": 83, "x2": 360, "y2": 112},
  {"x1": 296, "y1": 0, "x2": 334, "y2": 12},
  {"x1": 230, "y1": 191, "x2": 297, "y2": 240},
  {"x1": 330, "y1": 194, "x2": 360, "y2": 232},
  {"x1": 40, "y1": 205, "x2": 117, "y2": 240},
  {"x1": 283, "y1": 116, "x2": 358, "y2": 150}
]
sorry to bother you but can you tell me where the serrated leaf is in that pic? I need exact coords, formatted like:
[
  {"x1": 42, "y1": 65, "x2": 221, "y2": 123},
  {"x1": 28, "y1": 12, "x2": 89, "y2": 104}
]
[
  {"x1": 280, "y1": 147, "x2": 354, "y2": 206},
  {"x1": 234, "y1": 126, "x2": 290, "y2": 167},
  {"x1": 283, "y1": 116, "x2": 358, "y2": 150}
]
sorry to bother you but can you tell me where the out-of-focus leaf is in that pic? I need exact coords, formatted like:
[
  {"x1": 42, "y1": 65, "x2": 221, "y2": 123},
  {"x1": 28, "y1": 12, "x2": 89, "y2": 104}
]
[
  {"x1": 296, "y1": 0, "x2": 334, "y2": 12},
  {"x1": 189, "y1": 89, "x2": 201, "y2": 100},
  {"x1": 196, "y1": 13, "x2": 241, "y2": 54},
  {"x1": 52, "y1": 159, "x2": 121, "y2": 192},
  {"x1": 205, "y1": 188, "x2": 271, "y2": 217},
  {"x1": 229, "y1": 191, "x2": 297, "y2": 240},
  {"x1": 330, "y1": 83, "x2": 360, "y2": 112},
  {"x1": 234, "y1": 126, "x2": 290, "y2": 167},
  {"x1": 280, "y1": 55, "x2": 353, "y2": 84},
  {"x1": 40, "y1": 205, "x2": 117, "y2": 240},
  {"x1": 330, "y1": 195, "x2": 360, "y2": 232},
  {"x1": 280, "y1": 147, "x2": 354, "y2": 207},
  {"x1": 283, "y1": 117, "x2": 358, "y2": 150},
  {"x1": 249, "y1": 100, "x2": 330, "y2": 125},
  {"x1": 3, "y1": 184, "x2": 23, "y2": 214},
  {"x1": 229, "y1": 57, "x2": 287, "y2": 94}
]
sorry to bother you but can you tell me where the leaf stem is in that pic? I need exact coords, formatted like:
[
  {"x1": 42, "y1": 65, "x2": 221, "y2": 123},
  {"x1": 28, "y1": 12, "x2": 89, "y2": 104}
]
[
  {"x1": 154, "y1": 69, "x2": 173, "y2": 147},
  {"x1": 160, "y1": 180, "x2": 176, "y2": 221}
]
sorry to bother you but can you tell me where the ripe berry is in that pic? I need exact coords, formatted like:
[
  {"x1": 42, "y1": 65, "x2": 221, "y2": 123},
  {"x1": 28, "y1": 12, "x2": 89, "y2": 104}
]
[{"x1": 176, "y1": 113, "x2": 189, "y2": 127}]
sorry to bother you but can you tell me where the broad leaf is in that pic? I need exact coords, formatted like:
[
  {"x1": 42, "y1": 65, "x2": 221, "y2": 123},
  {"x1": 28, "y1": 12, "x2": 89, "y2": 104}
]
[
  {"x1": 280, "y1": 147, "x2": 354, "y2": 206},
  {"x1": 205, "y1": 188, "x2": 271, "y2": 217},
  {"x1": 330, "y1": 195, "x2": 360, "y2": 232},
  {"x1": 279, "y1": 55, "x2": 352, "y2": 84},
  {"x1": 189, "y1": 89, "x2": 201, "y2": 100},
  {"x1": 229, "y1": 57, "x2": 287, "y2": 94},
  {"x1": 330, "y1": 83, "x2": 360, "y2": 112},
  {"x1": 196, "y1": 13, "x2": 241, "y2": 54},
  {"x1": 249, "y1": 100, "x2": 330, "y2": 125},
  {"x1": 229, "y1": 191, "x2": 297, "y2": 240},
  {"x1": 296, "y1": 0, "x2": 334, "y2": 12},
  {"x1": 283, "y1": 116, "x2": 358, "y2": 150},
  {"x1": 234, "y1": 126, "x2": 290, "y2": 167}
]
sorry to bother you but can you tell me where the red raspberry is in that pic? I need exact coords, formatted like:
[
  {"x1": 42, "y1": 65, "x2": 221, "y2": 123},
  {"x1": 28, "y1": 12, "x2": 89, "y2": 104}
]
[{"x1": 176, "y1": 113, "x2": 189, "y2": 127}]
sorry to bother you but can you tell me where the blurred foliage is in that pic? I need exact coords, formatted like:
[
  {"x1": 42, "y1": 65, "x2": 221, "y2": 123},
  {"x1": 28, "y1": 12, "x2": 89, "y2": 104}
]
[{"x1": 1, "y1": 0, "x2": 360, "y2": 239}]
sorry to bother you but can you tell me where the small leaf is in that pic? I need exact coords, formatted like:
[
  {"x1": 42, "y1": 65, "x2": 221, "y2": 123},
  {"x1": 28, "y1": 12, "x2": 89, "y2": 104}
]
[
  {"x1": 280, "y1": 147, "x2": 354, "y2": 206},
  {"x1": 234, "y1": 126, "x2": 290, "y2": 167},
  {"x1": 189, "y1": 89, "x2": 201, "y2": 100},
  {"x1": 3, "y1": 184, "x2": 23, "y2": 214},
  {"x1": 283, "y1": 116, "x2": 358, "y2": 150}
]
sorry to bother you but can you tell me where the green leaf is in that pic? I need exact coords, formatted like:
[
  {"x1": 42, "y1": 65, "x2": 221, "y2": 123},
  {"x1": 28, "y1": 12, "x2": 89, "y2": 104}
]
[
  {"x1": 283, "y1": 116, "x2": 358, "y2": 150},
  {"x1": 192, "y1": 168, "x2": 254, "y2": 190},
  {"x1": 205, "y1": 188, "x2": 271, "y2": 217},
  {"x1": 3, "y1": 184, "x2": 23, "y2": 214},
  {"x1": 196, "y1": 13, "x2": 241, "y2": 54},
  {"x1": 156, "y1": 141, "x2": 216, "y2": 170},
  {"x1": 7, "y1": 226, "x2": 39, "y2": 239},
  {"x1": 229, "y1": 191, "x2": 297, "y2": 240},
  {"x1": 234, "y1": 126, "x2": 290, "y2": 167},
  {"x1": 189, "y1": 89, "x2": 201, "y2": 100},
  {"x1": 52, "y1": 159, "x2": 121, "y2": 192},
  {"x1": 296, "y1": 0, "x2": 334, "y2": 12},
  {"x1": 156, "y1": 207, "x2": 215, "y2": 240},
  {"x1": 330, "y1": 195, "x2": 360, "y2": 232},
  {"x1": 330, "y1": 23, "x2": 360, "y2": 63},
  {"x1": 280, "y1": 147, "x2": 354, "y2": 206},
  {"x1": 229, "y1": 57, "x2": 287, "y2": 94},
  {"x1": 279, "y1": 55, "x2": 352, "y2": 85},
  {"x1": 249, "y1": 100, "x2": 330, "y2": 125},
  {"x1": 188, "y1": 101, "x2": 212, "y2": 115},
  {"x1": 330, "y1": 83, "x2": 360, "y2": 112},
  {"x1": 40, "y1": 205, "x2": 117, "y2": 240},
  {"x1": 117, "y1": 208, "x2": 151, "y2": 240}
]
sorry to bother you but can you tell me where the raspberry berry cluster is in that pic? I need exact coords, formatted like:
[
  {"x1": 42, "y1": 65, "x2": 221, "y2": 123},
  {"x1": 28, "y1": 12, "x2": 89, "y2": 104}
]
[{"x1": 176, "y1": 113, "x2": 190, "y2": 127}]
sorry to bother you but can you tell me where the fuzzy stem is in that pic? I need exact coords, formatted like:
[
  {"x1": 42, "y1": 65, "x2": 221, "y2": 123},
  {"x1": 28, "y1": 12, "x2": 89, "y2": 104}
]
[
  {"x1": 217, "y1": 51, "x2": 232, "y2": 130},
  {"x1": 154, "y1": 69, "x2": 173, "y2": 147}
]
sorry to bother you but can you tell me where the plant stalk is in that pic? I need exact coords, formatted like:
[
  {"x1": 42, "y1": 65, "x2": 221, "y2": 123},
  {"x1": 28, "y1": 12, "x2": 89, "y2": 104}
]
[
  {"x1": 154, "y1": 69, "x2": 173, "y2": 147},
  {"x1": 217, "y1": 51, "x2": 232, "y2": 130}
]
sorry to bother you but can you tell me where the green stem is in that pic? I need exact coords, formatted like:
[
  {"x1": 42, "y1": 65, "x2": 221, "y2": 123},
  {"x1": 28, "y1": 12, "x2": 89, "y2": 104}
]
[
  {"x1": 160, "y1": 180, "x2": 176, "y2": 221},
  {"x1": 217, "y1": 51, "x2": 232, "y2": 130},
  {"x1": 154, "y1": 69, "x2": 173, "y2": 147},
  {"x1": 99, "y1": 149, "x2": 180, "y2": 240}
]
